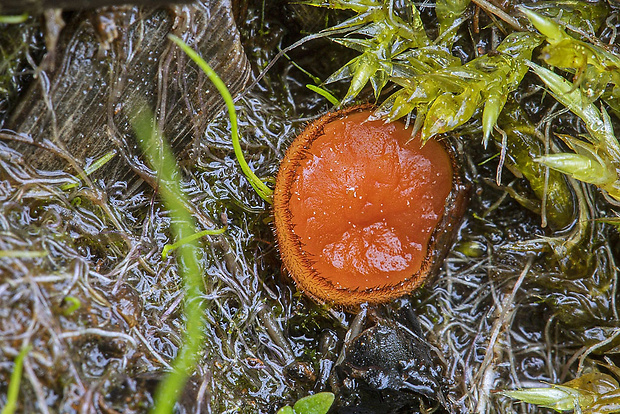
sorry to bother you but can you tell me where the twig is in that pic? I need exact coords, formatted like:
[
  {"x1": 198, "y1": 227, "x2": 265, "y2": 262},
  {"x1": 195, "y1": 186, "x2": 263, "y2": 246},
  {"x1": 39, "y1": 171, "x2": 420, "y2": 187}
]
[
  {"x1": 23, "y1": 358, "x2": 51, "y2": 414},
  {"x1": 132, "y1": 327, "x2": 172, "y2": 370},
  {"x1": 474, "y1": 256, "x2": 534, "y2": 412},
  {"x1": 471, "y1": 0, "x2": 525, "y2": 31},
  {"x1": 577, "y1": 328, "x2": 620, "y2": 374},
  {"x1": 58, "y1": 328, "x2": 137, "y2": 347}
]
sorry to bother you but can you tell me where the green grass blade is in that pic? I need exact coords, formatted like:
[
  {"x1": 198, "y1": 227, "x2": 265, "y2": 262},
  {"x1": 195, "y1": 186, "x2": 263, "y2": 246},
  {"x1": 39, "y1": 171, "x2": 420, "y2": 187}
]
[
  {"x1": 2, "y1": 345, "x2": 31, "y2": 414},
  {"x1": 168, "y1": 34, "x2": 273, "y2": 204},
  {"x1": 306, "y1": 84, "x2": 340, "y2": 106}
]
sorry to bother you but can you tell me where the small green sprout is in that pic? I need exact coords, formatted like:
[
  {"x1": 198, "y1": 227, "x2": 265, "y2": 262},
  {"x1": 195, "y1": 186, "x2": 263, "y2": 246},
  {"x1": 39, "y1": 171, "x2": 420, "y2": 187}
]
[
  {"x1": 61, "y1": 296, "x2": 81, "y2": 315},
  {"x1": 536, "y1": 139, "x2": 617, "y2": 189},
  {"x1": 521, "y1": 7, "x2": 620, "y2": 76},
  {"x1": 501, "y1": 384, "x2": 592, "y2": 412},
  {"x1": 2, "y1": 345, "x2": 31, "y2": 414},
  {"x1": 523, "y1": 1, "x2": 609, "y2": 34},
  {"x1": 276, "y1": 392, "x2": 335, "y2": 414},
  {"x1": 162, "y1": 226, "x2": 227, "y2": 260}
]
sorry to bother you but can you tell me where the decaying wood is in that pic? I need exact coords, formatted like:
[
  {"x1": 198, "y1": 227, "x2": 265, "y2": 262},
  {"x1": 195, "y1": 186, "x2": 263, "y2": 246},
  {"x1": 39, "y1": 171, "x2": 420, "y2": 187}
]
[{"x1": 3, "y1": 0, "x2": 251, "y2": 184}]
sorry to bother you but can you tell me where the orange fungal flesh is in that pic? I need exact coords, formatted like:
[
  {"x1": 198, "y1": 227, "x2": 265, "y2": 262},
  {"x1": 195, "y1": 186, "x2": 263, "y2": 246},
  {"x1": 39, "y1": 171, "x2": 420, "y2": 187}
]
[{"x1": 287, "y1": 110, "x2": 453, "y2": 291}]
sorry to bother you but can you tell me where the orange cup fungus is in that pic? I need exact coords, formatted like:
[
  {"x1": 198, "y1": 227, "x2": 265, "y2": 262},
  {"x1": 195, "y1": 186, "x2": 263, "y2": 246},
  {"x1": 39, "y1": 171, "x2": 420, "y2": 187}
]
[{"x1": 273, "y1": 105, "x2": 467, "y2": 307}]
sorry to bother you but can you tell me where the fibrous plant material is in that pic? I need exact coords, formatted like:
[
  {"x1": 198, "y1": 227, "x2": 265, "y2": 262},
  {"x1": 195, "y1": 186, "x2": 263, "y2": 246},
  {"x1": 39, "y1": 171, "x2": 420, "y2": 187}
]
[
  {"x1": 0, "y1": 1, "x2": 281, "y2": 412},
  {"x1": 273, "y1": 105, "x2": 467, "y2": 306},
  {"x1": 2, "y1": 0, "x2": 620, "y2": 413}
]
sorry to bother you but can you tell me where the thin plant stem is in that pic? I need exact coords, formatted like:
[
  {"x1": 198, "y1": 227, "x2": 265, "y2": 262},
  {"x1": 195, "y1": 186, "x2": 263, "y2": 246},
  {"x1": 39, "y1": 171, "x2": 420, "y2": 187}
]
[
  {"x1": 168, "y1": 34, "x2": 273, "y2": 203},
  {"x1": 2, "y1": 345, "x2": 31, "y2": 414},
  {"x1": 162, "y1": 226, "x2": 227, "y2": 259}
]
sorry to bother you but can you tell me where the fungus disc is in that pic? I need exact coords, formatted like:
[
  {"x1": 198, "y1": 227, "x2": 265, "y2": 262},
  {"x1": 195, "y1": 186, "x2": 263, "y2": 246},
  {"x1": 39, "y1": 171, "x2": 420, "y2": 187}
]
[{"x1": 274, "y1": 106, "x2": 460, "y2": 306}]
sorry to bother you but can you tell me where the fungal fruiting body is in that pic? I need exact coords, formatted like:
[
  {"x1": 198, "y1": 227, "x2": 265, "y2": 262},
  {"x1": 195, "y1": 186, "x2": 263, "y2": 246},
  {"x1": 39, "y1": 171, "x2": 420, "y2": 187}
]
[{"x1": 274, "y1": 106, "x2": 466, "y2": 306}]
